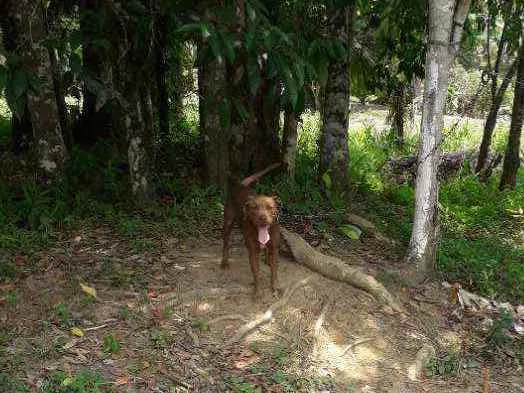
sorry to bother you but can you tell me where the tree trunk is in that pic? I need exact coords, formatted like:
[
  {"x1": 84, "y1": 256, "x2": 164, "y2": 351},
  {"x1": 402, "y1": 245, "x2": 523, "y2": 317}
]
[
  {"x1": 109, "y1": 0, "x2": 155, "y2": 202},
  {"x1": 282, "y1": 109, "x2": 298, "y2": 181},
  {"x1": 406, "y1": 0, "x2": 470, "y2": 280},
  {"x1": 6, "y1": 0, "x2": 67, "y2": 176},
  {"x1": 226, "y1": 0, "x2": 252, "y2": 185},
  {"x1": 48, "y1": 47, "x2": 72, "y2": 150},
  {"x1": 253, "y1": 78, "x2": 281, "y2": 170},
  {"x1": 392, "y1": 82, "x2": 405, "y2": 148},
  {"x1": 154, "y1": 9, "x2": 170, "y2": 149},
  {"x1": 475, "y1": 60, "x2": 518, "y2": 173},
  {"x1": 122, "y1": 85, "x2": 155, "y2": 202},
  {"x1": 199, "y1": 50, "x2": 229, "y2": 193},
  {"x1": 499, "y1": 43, "x2": 524, "y2": 190},
  {"x1": 319, "y1": 5, "x2": 351, "y2": 194},
  {"x1": 77, "y1": 0, "x2": 113, "y2": 147}
]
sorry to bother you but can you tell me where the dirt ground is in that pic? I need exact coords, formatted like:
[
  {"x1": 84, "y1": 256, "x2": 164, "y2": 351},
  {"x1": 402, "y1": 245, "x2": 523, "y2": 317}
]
[{"x1": 1, "y1": 224, "x2": 523, "y2": 392}]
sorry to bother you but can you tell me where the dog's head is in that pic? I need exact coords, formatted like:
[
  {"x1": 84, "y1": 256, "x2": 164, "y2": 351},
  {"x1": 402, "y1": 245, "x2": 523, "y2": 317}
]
[{"x1": 244, "y1": 195, "x2": 278, "y2": 227}]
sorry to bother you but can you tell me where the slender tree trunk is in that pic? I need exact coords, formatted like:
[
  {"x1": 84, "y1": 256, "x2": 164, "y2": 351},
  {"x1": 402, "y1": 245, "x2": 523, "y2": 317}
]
[
  {"x1": 253, "y1": 78, "x2": 281, "y2": 170},
  {"x1": 406, "y1": 0, "x2": 470, "y2": 279},
  {"x1": 500, "y1": 43, "x2": 524, "y2": 190},
  {"x1": 392, "y1": 82, "x2": 405, "y2": 148},
  {"x1": 199, "y1": 48, "x2": 229, "y2": 193},
  {"x1": 123, "y1": 86, "x2": 154, "y2": 201},
  {"x1": 319, "y1": 5, "x2": 352, "y2": 194},
  {"x1": 48, "y1": 47, "x2": 72, "y2": 150},
  {"x1": 475, "y1": 60, "x2": 517, "y2": 173},
  {"x1": 282, "y1": 109, "x2": 298, "y2": 181},
  {"x1": 6, "y1": 0, "x2": 67, "y2": 175}
]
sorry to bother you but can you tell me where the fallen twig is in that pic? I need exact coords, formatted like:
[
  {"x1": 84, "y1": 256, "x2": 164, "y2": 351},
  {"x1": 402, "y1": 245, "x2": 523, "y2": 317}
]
[
  {"x1": 341, "y1": 337, "x2": 375, "y2": 358},
  {"x1": 208, "y1": 314, "x2": 247, "y2": 325}
]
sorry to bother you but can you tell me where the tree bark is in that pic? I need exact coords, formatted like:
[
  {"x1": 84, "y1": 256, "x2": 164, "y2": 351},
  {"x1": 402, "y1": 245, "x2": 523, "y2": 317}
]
[
  {"x1": 282, "y1": 109, "x2": 298, "y2": 181},
  {"x1": 253, "y1": 77, "x2": 281, "y2": 170},
  {"x1": 406, "y1": 0, "x2": 470, "y2": 279},
  {"x1": 154, "y1": 9, "x2": 170, "y2": 150},
  {"x1": 6, "y1": 0, "x2": 67, "y2": 175},
  {"x1": 499, "y1": 43, "x2": 524, "y2": 190},
  {"x1": 199, "y1": 49, "x2": 229, "y2": 193},
  {"x1": 106, "y1": 0, "x2": 155, "y2": 202},
  {"x1": 319, "y1": 5, "x2": 352, "y2": 194},
  {"x1": 392, "y1": 82, "x2": 405, "y2": 148},
  {"x1": 77, "y1": 0, "x2": 113, "y2": 147},
  {"x1": 475, "y1": 60, "x2": 517, "y2": 173},
  {"x1": 226, "y1": 0, "x2": 252, "y2": 185}
]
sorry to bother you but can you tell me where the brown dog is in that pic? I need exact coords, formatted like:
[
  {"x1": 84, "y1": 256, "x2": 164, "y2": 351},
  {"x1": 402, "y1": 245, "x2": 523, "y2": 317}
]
[{"x1": 221, "y1": 163, "x2": 281, "y2": 300}]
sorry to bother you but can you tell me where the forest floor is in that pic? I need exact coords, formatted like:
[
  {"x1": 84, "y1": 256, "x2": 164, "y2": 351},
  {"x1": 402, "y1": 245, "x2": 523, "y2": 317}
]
[{"x1": 1, "y1": 219, "x2": 523, "y2": 393}]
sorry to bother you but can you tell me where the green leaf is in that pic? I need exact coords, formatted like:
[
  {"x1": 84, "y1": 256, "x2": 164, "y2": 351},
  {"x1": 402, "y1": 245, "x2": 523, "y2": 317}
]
[
  {"x1": 218, "y1": 98, "x2": 230, "y2": 130},
  {"x1": 0, "y1": 66, "x2": 7, "y2": 90},
  {"x1": 221, "y1": 33, "x2": 235, "y2": 64},
  {"x1": 279, "y1": 59, "x2": 298, "y2": 109},
  {"x1": 209, "y1": 34, "x2": 223, "y2": 64},
  {"x1": 177, "y1": 23, "x2": 205, "y2": 34},
  {"x1": 70, "y1": 52, "x2": 82, "y2": 74},
  {"x1": 233, "y1": 98, "x2": 249, "y2": 124},
  {"x1": 247, "y1": 57, "x2": 262, "y2": 95},
  {"x1": 322, "y1": 172, "x2": 332, "y2": 190},
  {"x1": 11, "y1": 70, "x2": 27, "y2": 99},
  {"x1": 332, "y1": 40, "x2": 346, "y2": 60},
  {"x1": 92, "y1": 39, "x2": 111, "y2": 50},
  {"x1": 317, "y1": 58, "x2": 329, "y2": 87},
  {"x1": 339, "y1": 225, "x2": 362, "y2": 240},
  {"x1": 295, "y1": 60, "x2": 305, "y2": 89},
  {"x1": 245, "y1": 29, "x2": 255, "y2": 52}
]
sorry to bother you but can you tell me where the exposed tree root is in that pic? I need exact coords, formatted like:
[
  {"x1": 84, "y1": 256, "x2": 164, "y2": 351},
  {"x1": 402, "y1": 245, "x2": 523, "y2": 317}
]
[
  {"x1": 346, "y1": 212, "x2": 396, "y2": 245},
  {"x1": 228, "y1": 276, "x2": 313, "y2": 343},
  {"x1": 280, "y1": 228, "x2": 406, "y2": 313}
]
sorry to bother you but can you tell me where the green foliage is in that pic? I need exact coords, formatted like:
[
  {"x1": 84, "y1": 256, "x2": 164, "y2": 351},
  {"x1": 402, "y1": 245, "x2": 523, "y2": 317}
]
[
  {"x1": 0, "y1": 373, "x2": 29, "y2": 393},
  {"x1": 425, "y1": 351, "x2": 462, "y2": 377},
  {"x1": 481, "y1": 310, "x2": 524, "y2": 366},
  {"x1": 40, "y1": 370, "x2": 107, "y2": 393},
  {"x1": 54, "y1": 303, "x2": 73, "y2": 328},
  {"x1": 102, "y1": 333, "x2": 120, "y2": 355},
  {"x1": 228, "y1": 376, "x2": 262, "y2": 393}
]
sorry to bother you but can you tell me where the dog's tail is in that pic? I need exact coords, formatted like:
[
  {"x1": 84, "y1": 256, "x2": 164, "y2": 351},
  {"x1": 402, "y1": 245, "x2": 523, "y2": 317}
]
[{"x1": 240, "y1": 162, "x2": 281, "y2": 187}]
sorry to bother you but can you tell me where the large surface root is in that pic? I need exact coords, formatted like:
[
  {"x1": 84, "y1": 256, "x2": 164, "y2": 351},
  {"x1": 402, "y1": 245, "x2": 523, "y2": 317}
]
[{"x1": 280, "y1": 228, "x2": 405, "y2": 313}]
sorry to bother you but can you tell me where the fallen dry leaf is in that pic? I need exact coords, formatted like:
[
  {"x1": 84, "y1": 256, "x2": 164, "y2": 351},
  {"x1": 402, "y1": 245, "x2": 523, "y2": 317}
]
[
  {"x1": 80, "y1": 283, "x2": 97, "y2": 298},
  {"x1": 115, "y1": 375, "x2": 129, "y2": 386},
  {"x1": 71, "y1": 327, "x2": 84, "y2": 337}
]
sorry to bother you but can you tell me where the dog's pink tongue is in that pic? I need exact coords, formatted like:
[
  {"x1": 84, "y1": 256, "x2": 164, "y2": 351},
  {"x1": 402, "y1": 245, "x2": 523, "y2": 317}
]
[{"x1": 258, "y1": 225, "x2": 270, "y2": 246}]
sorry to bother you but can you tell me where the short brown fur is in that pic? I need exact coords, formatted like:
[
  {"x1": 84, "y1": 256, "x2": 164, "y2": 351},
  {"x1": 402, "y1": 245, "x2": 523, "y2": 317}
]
[{"x1": 221, "y1": 164, "x2": 281, "y2": 300}]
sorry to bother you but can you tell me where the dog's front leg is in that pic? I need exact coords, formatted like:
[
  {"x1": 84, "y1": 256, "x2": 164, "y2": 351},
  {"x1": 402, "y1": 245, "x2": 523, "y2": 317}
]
[{"x1": 247, "y1": 245, "x2": 261, "y2": 301}]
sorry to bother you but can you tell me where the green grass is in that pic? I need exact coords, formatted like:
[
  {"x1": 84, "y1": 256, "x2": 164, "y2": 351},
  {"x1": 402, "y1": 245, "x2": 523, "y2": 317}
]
[{"x1": 40, "y1": 370, "x2": 109, "y2": 393}]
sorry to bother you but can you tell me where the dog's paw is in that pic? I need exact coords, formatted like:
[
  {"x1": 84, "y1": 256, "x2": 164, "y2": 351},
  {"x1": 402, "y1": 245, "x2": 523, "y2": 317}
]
[{"x1": 272, "y1": 287, "x2": 283, "y2": 298}]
